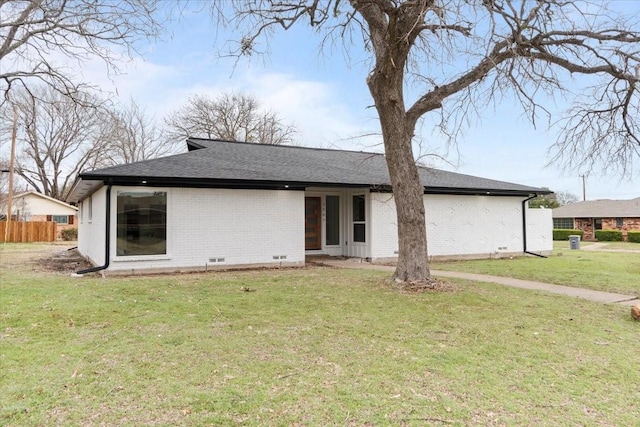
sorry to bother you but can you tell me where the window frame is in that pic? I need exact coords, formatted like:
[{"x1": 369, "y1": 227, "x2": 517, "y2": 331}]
[
  {"x1": 553, "y1": 218, "x2": 573, "y2": 229},
  {"x1": 52, "y1": 215, "x2": 69, "y2": 224},
  {"x1": 325, "y1": 195, "x2": 340, "y2": 246},
  {"x1": 115, "y1": 190, "x2": 168, "y2": 258},
  {"x1": 616, "y1": 217, "x2": 623, "y2": 228},
  {"x1": 352, "y1": 194, "x2": 366, "y2": 243}
]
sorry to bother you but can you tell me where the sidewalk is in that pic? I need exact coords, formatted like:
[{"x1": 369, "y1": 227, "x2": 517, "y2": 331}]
[
  {"x1": 580, "y1": 242, "x2": 640, "y2": 253},
  {"x1": 315, "y1": 259, "x2": 639, "y2": 306}
]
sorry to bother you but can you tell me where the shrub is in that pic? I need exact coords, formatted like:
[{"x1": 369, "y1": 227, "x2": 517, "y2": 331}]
[
  {"x1": 627, "y1": 231, "x2": 640, "y2": 243},
  {"x1": 553, "y1": 229, "x2": 583, "y2": 241},
  {"x1": 61, "y1": 227, "x2": 78, "y2": 241},
  {"x1": 595, "y1": 229, "x2": 622, "y2": 242}
]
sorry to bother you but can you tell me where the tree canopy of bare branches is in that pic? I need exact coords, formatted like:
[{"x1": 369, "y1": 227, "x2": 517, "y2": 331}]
[
  {"x1": 214, "y1": 0, "x2": 640, "y2": 283},
  {"x1": 1, "y1": 87, "x2": 107, "y2": 201},
  {"x1": 0, "y1": 0, "x2": 165, "y2": 103},
  {"x1": 100, "y1": 99, "x2": 178, "y2": 166},
  {"x1": 555, "y1": 191, "x2": 580, "y2": 206},
  {"x1": 165, "y1": 92, "x2": 296, "y2": 145}
]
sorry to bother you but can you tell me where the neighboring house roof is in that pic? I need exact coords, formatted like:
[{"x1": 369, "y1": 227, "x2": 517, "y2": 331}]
[
  {"x1": 9, "y1": 191, "x2": 78, "y2": 213},
  {"x1": 68, "y1": 138, "x2": 551, "y2": 202},
  {"x1": 552, "y1": 197, "x2": 640, "y2": 218}
]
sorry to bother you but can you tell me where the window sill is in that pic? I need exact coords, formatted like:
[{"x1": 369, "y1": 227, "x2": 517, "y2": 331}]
[{"x1": 114, "y1": 255, "x2": 171, "y2": 262}]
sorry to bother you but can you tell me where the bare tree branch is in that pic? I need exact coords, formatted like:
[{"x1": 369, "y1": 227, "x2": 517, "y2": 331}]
[
  {"x1": 164, "y1": 92, "x2": 296, "y2": 145},
  {"x1": 0, "y1": 0, "x2": 167, "y2": 105},
  {"x1": 0, "y1": 87, "x2": 108, "y2": 201},
  {"x1": 98, "y1": 99, "x2": 179, "y2": 166}
]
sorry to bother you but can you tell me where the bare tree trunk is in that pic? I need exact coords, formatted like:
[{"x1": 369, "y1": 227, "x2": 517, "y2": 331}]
[
  {"x1": 384, "y1": 125, "x2": 430, "y2": 282},
  {"x1": 367, "y1": 69, "x2": 430, "y2": 282}
]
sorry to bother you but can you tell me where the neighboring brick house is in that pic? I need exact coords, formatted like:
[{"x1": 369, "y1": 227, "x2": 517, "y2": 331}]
[
  {"x1": 66, "y1": 138, "x2": 553, "y2": 274},
  {"x1": 5, "y1": 192, "x2": 78, "y2": 239},
  {"x1": 552, "y1": 197, "x2": 640, "y2": 241}
]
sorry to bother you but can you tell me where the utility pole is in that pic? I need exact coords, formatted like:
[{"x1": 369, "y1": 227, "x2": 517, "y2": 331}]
[
  {"x1": 4, "y1": 106, "x2": 17, "y2": 243},
  {"x1": 579, "y1": 174, "x2": 587, "y2": 201}
]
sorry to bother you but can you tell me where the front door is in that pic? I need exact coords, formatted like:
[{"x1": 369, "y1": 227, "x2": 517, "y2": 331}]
[{"x1": 305, "y1": 197, "x2": 321, "y2": 250}]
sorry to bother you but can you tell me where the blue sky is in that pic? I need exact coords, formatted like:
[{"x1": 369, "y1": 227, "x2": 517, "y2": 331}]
[{"x1": 85, "y1": 5, "x2": 639, "y2": 201}]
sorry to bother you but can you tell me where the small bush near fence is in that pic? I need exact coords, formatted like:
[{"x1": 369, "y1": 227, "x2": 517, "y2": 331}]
[
  {"x1": 553, "y1": 229, "x2": 584, "y2": 240},
  {"x1": 595, "y1": 230, "x2": 623, "y2": 242},
  {"x1": 61, "y1": 228, "x2": 78, "y2": 241},
  {"x1": 627, "y1": 231, "x2": 640, "y2": 243}
]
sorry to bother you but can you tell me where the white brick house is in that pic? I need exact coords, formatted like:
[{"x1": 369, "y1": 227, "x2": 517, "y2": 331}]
[{"x1": 67, "y1": 138, "x2": 552, "y2": 274}]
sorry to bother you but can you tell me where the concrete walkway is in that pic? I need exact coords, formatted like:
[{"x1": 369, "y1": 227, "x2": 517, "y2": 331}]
[
  {"x1": 315, "y1": 259, "x2": 639, "y2": 306},
  {"x1": 580, "y1": 242, "x2": 640, "y2": 253}
]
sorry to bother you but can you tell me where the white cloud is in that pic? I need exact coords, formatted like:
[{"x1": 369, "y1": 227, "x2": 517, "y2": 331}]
[
  {"x1": 242, "y1": 72, "x2": 378, "y2": 150},
  {"x1": 110, "y1": 64, "x2": 381, "y2": 151}
]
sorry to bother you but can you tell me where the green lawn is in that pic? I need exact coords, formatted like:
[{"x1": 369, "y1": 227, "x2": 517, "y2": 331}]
[
  {"x1": 431, "y1": 243, "x2": 640, "y2": 296},
  {"x1": 1, "y1": 244, "x2": 639, "y2": 426}
]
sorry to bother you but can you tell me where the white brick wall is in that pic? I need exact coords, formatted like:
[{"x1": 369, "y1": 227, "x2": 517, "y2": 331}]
[
  {"x1": 525, "y1": 208, "x2": 553, "y2": 253},
  {"x1": 78, "y1": 186, "x2": 107, "y2": 266},
  {"x1": 426, "y1": 195, "x2": 524, "y2": 256},
  {"x1": 78, "y1": 187, "x2": 305, "y2": 272},
  {"x1": 370, "y1": 193, "x2": 552, "y2": 259},
  {"x1": 370, "y1": 192, "x2": 398, "y2": 258}
]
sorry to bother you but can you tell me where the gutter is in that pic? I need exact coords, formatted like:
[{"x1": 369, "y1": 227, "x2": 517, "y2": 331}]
[
  {"x1": 77, "y1": 174, "x2": 548, "y2": 198},
  {"x1": 522, "y1": 194, "x2": 547, "y2": 258},
  {"x1": 76, "y1": 182, "x2": 112, "y2": 274}
]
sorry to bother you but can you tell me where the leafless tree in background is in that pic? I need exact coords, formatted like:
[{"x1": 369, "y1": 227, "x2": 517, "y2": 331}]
[
  {"x1": 555, "y1": 191, "x2": 580, "y2": 206},
  {"x1": 0, "y1": 160, "x2": 10, "y2": 217},
  {"x1": 214, "y1": 0, "x2": 639, "y2": 284},
  {"x1": 0, "y1": 0, "x2": 165, "y2": 104},
  {"x1": 100, "y1": 99, "x2": 177, "y2": 166},
  {"x1": 165, "y1": 93, "x2": 296, "y2": 144},
  {"x1": 0, "y1": 167, "x2": 28, "y2": 219},
  {"x1": 0, "y1": 87, "x2": 106, "y2": 201}
]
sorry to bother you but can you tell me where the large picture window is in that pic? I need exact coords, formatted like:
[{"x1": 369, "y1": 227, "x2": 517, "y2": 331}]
[
  {"x1": 117, "y1": 191, "x2": 167, "y2": 256},
  {"x1": 352, "y1": 194, "x2": 366, "y2": 243}
]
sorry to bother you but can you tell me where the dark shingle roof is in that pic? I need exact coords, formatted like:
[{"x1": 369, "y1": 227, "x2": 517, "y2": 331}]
[
  {"x1": 70, "y1": 138, "x2": 549, "y2": 202},
  {"x1": 552, "y1": 197, "x2": 640, "y2": 218}
]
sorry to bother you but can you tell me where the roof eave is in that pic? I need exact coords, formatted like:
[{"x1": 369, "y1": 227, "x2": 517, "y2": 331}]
[
  {"x1": 422, "y1": 187, "x2": 545, "y2": 196},
  {"x1": 75, "y1": 174, "x2": 546, "y2": 197},
  {"x1": 76, "y1": 175, "x2": 375, "y2": 191}
]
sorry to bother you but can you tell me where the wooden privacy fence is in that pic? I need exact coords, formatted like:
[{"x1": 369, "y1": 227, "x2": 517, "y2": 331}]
[{"x1": 0, "y1": 221, "x2": 56, "y2": 243}]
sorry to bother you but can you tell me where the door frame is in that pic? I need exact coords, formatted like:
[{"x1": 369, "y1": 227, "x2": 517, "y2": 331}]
[
  {"x1": 304, "y1": 196, "x2": 322, "y2": 250},
  {"x1": 304, "y1": 191, "x2": 346, "y2": 256},
  {"x1": 304, "y1": 189, "x2": 370, "y2": 258}
]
